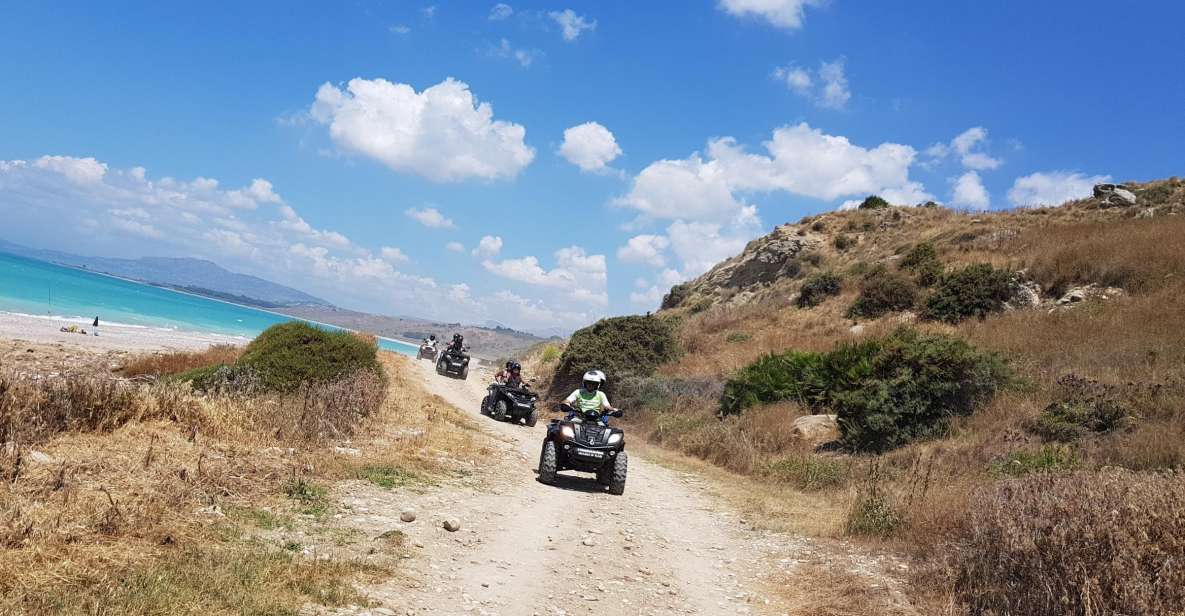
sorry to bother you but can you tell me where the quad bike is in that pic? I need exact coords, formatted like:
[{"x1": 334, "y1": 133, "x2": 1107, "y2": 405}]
[
  {"x1": 481, "y1": 382, "x2": 539, "y2": 427},
  {"x1": 416, "y1": 342, "x2": 437, "y2": 361},
  {"x1": 435, "y1": 347, "x2": 470, "y2": 379},
  {"x1": 538, "y1": 403, "x2": 627, "y2": 495}
]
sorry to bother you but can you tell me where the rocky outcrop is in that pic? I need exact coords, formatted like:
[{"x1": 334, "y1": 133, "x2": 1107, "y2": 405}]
[
  {"x1": 662, "y1": 225, "x2": 822, "y2": 310},
  {"x1": 1093, "y1": 183, "x2": 1138, "y2": 207},
  {"x1": 792, "y1": 414, "x2": 840, "y2": 444}
]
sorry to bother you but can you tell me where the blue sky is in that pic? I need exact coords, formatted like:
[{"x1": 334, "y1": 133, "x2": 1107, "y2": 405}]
[{"x1": 2, "y1": 1, "x2": 1183, "y2": 335}]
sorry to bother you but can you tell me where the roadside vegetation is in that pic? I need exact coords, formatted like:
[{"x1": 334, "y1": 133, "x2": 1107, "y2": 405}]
[
  {"x1": 0, "y1": 322, "x2": 484, "y2": 613},
  {"x1": 526, "y1": 185, "x2": 1185, "y2": 614}
]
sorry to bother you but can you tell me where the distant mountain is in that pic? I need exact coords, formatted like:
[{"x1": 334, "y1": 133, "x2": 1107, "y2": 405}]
[{"x1": 0, "y1": 239, "x2": 331, "y2": 309}]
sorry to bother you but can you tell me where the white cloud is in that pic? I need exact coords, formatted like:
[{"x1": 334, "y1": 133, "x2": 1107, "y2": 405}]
[
  {"x1": 472, "y1": 235, "x2": 503, "y2": 257},
  {"x1": 421, "y1": 5, "x2": 436, "y2": 18},
  {"x1": 446, "y1": 241, "x2": 465, "y2": 253},
  {"x1": 310, "y1": 77, "x2": 535, "y2": 182},
  {"x1": 629, "y1": 285, "x2": 664, "y2": 308},
  {"x1": 489, "y1": 3, "x2": 513, "y2": 20},
  {"x1": 389, "y1": 24, "x2": 410, "y2": 34},
  {"x1": 616, "y1": 154, "x2": 753, "y2": 223},
  {"x1": 381, "y1": 246, "x2": 410, "y2": 263},
  {"x1": 404, "y1": 206, "x2": 456, "y2": 229},
  {"x1": 617, "y1": 234, "x2": 670, "y2": 267},
  {"x1": 33, "y1": 155, "x2": 107, "y2": 184},
  {"x1": 718, "y1": 0, "x2": 822, "y2": 30},
  {"x1": 1007, "y1": 171, "x2": 1109, "y2": 208},
  {"x1": 925, "y1": 126, "x2": 1002, "y2": 171},
  {"x1": 666, "y1": 220, "x2": 754, "y2": 278},
  {"x1": 490, "y1": 38, "x2": 540, "y2": 67},
  {"x1": 549, "y1": 9, "x2": 596, "y2": 41},
  {"x1": 559, "y1": 122, "x2": 622, "y2": 173},
  {"x1": 950, "y1": 171, "x2": 990, "y2": 210},
  {"x1": 773, "y1": 58, "x2": 850, "y2": 109},
  {"x1": 482, "y1": 246, "x2": 608, "y2": 305}
]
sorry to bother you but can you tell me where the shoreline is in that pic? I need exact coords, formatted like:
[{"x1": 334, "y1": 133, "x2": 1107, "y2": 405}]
[{"x1": 0, "y1": 310, "x2": 248, "y2": 353}]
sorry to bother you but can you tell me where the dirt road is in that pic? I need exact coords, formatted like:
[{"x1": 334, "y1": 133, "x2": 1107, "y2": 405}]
[{"x1": 318, "y1": 360, "x2": 877, "y2": 616}]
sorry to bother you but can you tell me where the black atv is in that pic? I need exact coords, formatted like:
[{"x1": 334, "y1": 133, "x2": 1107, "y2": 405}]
[
  {"x1": 481, "y1": 382, "x2": 539, "y2": 426},
  {"x1": 538, "y1": 404, "x2": 627, "y2": 495},
  {"x1": 416, "y1": 342, "x2": 437, "y2": 361},
  {"x1": 435, "y1": 347, "x2": 470, "y2": 379}
]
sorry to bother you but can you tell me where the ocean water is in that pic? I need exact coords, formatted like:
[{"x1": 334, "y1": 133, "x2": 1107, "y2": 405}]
[{"x1": 0, "y1": 252, "x2": 416, "y2": 355}]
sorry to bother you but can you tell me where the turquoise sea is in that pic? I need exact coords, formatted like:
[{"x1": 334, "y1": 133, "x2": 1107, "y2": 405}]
[{"x1": 0, "y1": 252, "x2": 416, "y2": 356}]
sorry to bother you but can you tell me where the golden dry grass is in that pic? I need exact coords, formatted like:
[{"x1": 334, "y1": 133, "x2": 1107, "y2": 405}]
[
  {"x1": 119, "y1": 344, "x2": 243, "y2": 378},
  {"x1": 0, "y1": 351, "x2": 487, "y2": 613}
]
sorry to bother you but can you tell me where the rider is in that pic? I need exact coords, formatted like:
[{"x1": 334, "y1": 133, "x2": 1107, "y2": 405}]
[
  {"x1": 495, "y1": 360, "x2": 525, "y2": 388},
  {"x1": 447, "y1": 333, "x2": 465, "y2": 355},
  {"x1": 422, "y1": 334, "x2": 437, "y2": 349},
  {"x1": 563, "y1": 370, "x2": 618, "y2": 421}
]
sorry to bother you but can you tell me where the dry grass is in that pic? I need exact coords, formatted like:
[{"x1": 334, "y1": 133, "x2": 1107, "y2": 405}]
[
  {"x1": 0, "y1": 351, "x2": 482, "y2": 613},
  {"x1": 119, "y1": 344, "x2": 243, "y2": 378},
  {"x1": 774, "y1": 564, "x2": 917, "y2": 616}
]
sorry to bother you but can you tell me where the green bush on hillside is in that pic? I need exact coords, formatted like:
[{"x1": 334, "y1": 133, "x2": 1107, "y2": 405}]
[
  {"x1": 720, "y1": 329, "x2": 1009, "y2": 452},
  {"x1": 834, "y1": 233, "x2": 855, "y2": 251},
  {"x1": 898, "y1": 242, "x2": 943, "y2": 287},
  {"x1": 233, "y1": 322, "x2": 380, "y2": 393},
  {"x1": 549, "y1": 315, "x2": 680, "y2": 398},
  {"x1": 796, "y1": 272, "x2": 843, "y2": 308},
  {"x1": 1029, "y1": 374, "x2": 1130, "y2": 442},
  {"x1": 922, "y1": 263, "x2": 1017, "y2": 323},
  {"x1": 858, "y1": 195, "x2": 891, "y2": 210},
  {"x1": 847, "y1": 267, "x2": 918, "y2": 318}
]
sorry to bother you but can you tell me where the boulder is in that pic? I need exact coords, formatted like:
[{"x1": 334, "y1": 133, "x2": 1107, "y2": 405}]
[
  {"x1": 1093, "y1": 183, "x2": 1137, "y2": 207},
  {"x1": 442, "y1": 517, "x2": 461, "y2": 532},
  {"x1": 1009, "y1": 272, "x2": 1042, "y2": 308},
  {"x1": 1057, "y1": 289, "x2": 1087, "y2": 305},
  {"x1": 792, "y1": 414, "x2": 840, "y2": 444},
  {"x1": 400, "y1": 508, "x2": 417, "y2": 523},
  {"x1": 27, "y1": 450, "x2": 57, "y2": 465}
]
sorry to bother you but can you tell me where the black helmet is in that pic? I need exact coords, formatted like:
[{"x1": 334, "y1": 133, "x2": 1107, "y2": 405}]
[
  {"x1": 429, "y1": 334, "x2": 436, "y2": 340},
  {"x1": 507, "y1": 360, "x2": 521, "y2": 372}
]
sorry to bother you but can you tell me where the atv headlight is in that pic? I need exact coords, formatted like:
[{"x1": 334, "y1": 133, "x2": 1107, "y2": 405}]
[
  {"x1": 561, "y1": 425, "x2": 575, "y2": 439},
  {"x1": 606, "y1": 433, "x2": 622, "y2": 445}
]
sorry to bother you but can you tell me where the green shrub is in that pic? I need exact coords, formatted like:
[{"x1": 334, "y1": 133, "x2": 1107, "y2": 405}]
[
  {"x1": 846, "y1": 489, "x2": 901, "y2": 536},
  {"x1": 720, "y1": 329, "x2": 1010, "y2": 452},
  {"x1": 834, "y1": 233, "x2": 855, "y2": 251},
  {"x1": 550, "y1": 316, "x2": 681, "y2": 398},
  {"x1": 811, "y1": 220, "x2": 827, "y2": 232},
  {"x1": 762, "y1": 454, "x2": 849, "y2": 491},
  {"x1": 898, "y1": 242, "x2": 943, "y2": 287},
  {"x1": 796, "y1": 272, "x2": 843, "y2": 308},
  {"x1": 725, "y1": 332, "x2": 752, "y2": 344},
  {"x1": 660, "y1": 283, "x2": 691, "y2": 309},
  {"x1": 236, "y1": 322, "x2": 379, "y2": 393},
  {"x1": 615, "y1": 375, "x2": 725, "y2": 414},
  {"x1": 847, "y1": 267, "x2": 918, "y2": 318},
  {"x1": 922, "y1": 263, "x2": 1018, "y2": 323},
  {"x1": 991, "y1": 445, "x2": 1079, "y2": 477},
  {"x1": 1030, "y1": 374, "x2": 1130, "y2": 442},
  {"x1": 539, "y1": 343, "x2": 561, "y2": 363},
  {"x1": 858, "y1": 195, "x2": 891, "y2": 210}
]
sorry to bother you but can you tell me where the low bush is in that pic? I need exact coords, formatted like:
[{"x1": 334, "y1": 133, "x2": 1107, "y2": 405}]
[
  {"x1": 990, "y1": 444, "x2": 1079, "y2": 477},
  {"x1": 796, "y1": 272, "x2": 842, "y2": 308},
  {"x1": 615, "y1": 375, "x2": 725, "y2": 414},
  {"x1": 762, "y1": 453, "x2": 850, "y2": 491},
  {"x1": 1029, "y1": 373, "x2": 1130, "y2": 442},
  {"x1": 922, "y1": 263, "x2": 1017, "y2": 323},
  {"x1": 858, "y1": 195, "x2": 891, "y2": 210},
  {"x1": 725, "y1": 332, "x2": 752, "y2": 344},
  {"x1": 847, "y1": 267, "x2": 918, "y2": 318},
  {"x1": 834, "y1": 233, "x2": 855, "y2": 251},
  {"x1": 720, "y1": 329, "x2": 1009, "y2": 452},
  {"x1": 236, "y1": 322, "x2": 380, "y2": 393},
  {"x1": 121, "y1": 344, "x2": 242, "y2": 378},
  {"x1": 550, "y1": 315, "x2": 681, "y2": 398},
  {"x1": 898, "y1": 242, "x2": 943, "y2": 287},
  {"x1": 950, "y1": 470, "x2": 1185, "y2": 616}
]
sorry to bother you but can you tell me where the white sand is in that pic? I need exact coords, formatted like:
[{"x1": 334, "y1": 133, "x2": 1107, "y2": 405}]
[{"x1": 0, "y1": 311, "x2": 249, "y2": 352}]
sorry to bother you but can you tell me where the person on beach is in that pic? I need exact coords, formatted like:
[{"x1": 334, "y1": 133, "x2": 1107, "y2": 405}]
[{"x1": 92, "y1": 316, "x2": 99, "y2": 336}]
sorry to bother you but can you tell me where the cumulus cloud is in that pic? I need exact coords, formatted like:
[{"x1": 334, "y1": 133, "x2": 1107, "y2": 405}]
[
  {"x1": 666, "y1": 220, "x2": 754, "y2": 278},
  {"x1": 617, "y1": 234, "x2": 670, "y2": 267},
  {"x1": 950, "y1": 171, "x2": 990, "y2": 210},
  {"x1": 472, "y1": 235, "x2": 503, "y2": 257},
  {"x1": 925, "y1": 126, "x2": 1002, "y2": 171},
  {"x1": 559, "y1": 122, "x2": 622, "y2": 173},
  {"x1": 489, "y1": 3, "x2": 513, "y2": 20},
  {"x1": 380, "y1": 246, "x2": 409, "y2": 263},
  {"x1": 310, "y1": 77, "x2": 534, "y2": 182},
  {"x1": 1007, "y1": 171, "x2": 1109, "y2": 208},
  {"x1": 718, "y1": 0, "x2": 822, "y2": 30},
  {"x1": 616, "y1": 154, "x2": 753, "y2": 224},
  {"x1": 629, "y1": 285, "x2": 664, "y2": 308},
  {"x1": 773, "y1": 57, "x2": 850, "y2": 109},
  {"x1": 490, "y1": 38, "x2": 540, "y2": 67},
  {"x1": 549, "y1": 9, "x2": 596, "y2": 41},
  {"x1": 482, "y1": 245, "x2": 608, "y2": 305},
  {"x1": 446, "y1": 241, "x2": 465, "y2": 253},
  {"x1": 404, "y1": 206, "x2": 456, "y2": 229}
]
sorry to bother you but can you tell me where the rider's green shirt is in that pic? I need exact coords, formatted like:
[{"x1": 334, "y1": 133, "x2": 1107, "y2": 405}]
[{"x1": 566, "y1": 388, "x2": 610, "y2": 413}]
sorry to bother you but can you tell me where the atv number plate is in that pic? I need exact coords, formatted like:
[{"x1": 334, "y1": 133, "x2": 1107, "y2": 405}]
[{"x1": 574, "y1": 448, "x2": 603, "y2": 458}]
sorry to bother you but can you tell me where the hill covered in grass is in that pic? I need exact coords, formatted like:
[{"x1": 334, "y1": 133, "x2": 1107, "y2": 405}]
[{"x1": 526, "y1": 176, "x2": 1185, "y2": 614}]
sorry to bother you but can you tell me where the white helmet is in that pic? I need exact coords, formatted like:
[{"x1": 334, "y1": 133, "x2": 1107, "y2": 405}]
[{"x1": 582, "y1": 370, "x2": 606, "y2": 389}]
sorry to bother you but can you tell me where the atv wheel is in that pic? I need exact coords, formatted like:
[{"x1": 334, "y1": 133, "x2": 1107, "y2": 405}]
[
  {"x1": 479, "y1": 395, "x2": 491, "y2": 416},
  {"x1": 492, "y1": 399, "x2": 508, "y2": 421},
  {"x1": 435, "y1": 361, "x2": 444, "y2": 375},
  {"x1": 608, "y1": 451, "x2": 628, "y2": 495},
  {"x1": 538, "y1": 441, "x2": 558, "y2": 484},
  {"x1": 460, "y1": 365, "x2": 469, "y2": 379},
  {"x1": 525, "y1": 408, "x2": 538, "y2": 427}
]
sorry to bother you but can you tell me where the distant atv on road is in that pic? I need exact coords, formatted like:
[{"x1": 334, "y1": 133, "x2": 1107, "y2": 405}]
[
  {"x1": 435, "y1": 347, "x2": 470, "y2": 379},
  {"x1": 538, "y1": 403, "x2": 627, "y2": 495},
  {"x1": 416, "y1": 342, "x2": 437, "y2": 361},
  {"x1": 481, "y1": 382, "x2": 539, "y2": 426}
]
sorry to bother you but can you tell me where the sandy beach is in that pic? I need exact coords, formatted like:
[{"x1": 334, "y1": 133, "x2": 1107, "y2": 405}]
[{"x1": 0, "y1": 310, "x2": 248, "y2": 353}]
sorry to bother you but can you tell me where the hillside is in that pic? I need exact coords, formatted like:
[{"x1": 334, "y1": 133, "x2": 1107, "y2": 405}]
[
  {"x1": 0, "y1": 240, "x2": 331, "y2": 308},
  {"x1": 278, "y1": 305, "x2": 554, "y2": 360},
  {"x1": 530, "y1": 176, "x2": 1185, "y2": 614}
]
